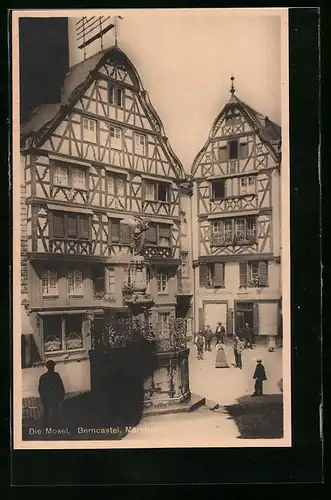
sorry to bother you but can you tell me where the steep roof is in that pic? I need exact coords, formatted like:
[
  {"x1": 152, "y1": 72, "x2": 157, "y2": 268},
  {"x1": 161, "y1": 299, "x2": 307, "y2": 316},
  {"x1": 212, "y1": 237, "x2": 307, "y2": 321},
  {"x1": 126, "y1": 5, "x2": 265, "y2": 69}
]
[
  {"x1": 191, "y1": 91, "x2": 281, "y2": 177},
  {"x1": 20, "y1": 46, "x2": 185, "y2": 180}
]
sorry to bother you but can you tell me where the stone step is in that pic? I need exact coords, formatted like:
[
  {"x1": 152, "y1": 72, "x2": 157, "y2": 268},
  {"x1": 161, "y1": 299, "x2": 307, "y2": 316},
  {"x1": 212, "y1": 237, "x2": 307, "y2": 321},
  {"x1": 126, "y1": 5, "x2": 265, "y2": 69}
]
[{"x1": 143, "y1": 393, "x2": 205, "y2": 417}]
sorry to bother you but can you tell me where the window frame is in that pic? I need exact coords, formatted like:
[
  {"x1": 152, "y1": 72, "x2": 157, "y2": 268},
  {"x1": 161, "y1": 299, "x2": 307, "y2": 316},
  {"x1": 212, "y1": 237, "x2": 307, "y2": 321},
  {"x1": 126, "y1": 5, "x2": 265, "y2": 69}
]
[
  {"x1": 109, "y1": 126, "x2": 122, "y2": 150},
  {"x1": 134, "y1": 133, "x2": 146, "y2": 156},
  {"x1": 108, "y1": 83, "x2": 123, "y2": 107},
  {"x1": 106, "y1": 172, "x2": 126, "y2": 197},
  {"x1": 109, "y1": 218, "x2": 132, "y2": 246},
  {"x1": 41, "y1": 269, "x2": 59, "y2": 297},
  {"x1": 211, "y1": 179, "x2": 225, "y2": 200},
  {"x1": 157, "y1": 269, "x2": 169, "y2": 294},
  {"x1": 68, "y1": 267, "x2": 84, "y2": 297},
  {"x1": 239, "y1": 260, "x2": 269, "y2": 288},
  {"x1": 82, "y1": 117, "x2": 97, "y2": 143},
  {"x1": 50, "y1": 211, "x2": 91, "y2": 241},
  {"x1": 211, "y1": 216, "x2": 257, "y2": 246},
  {"x1": 52, "y1": 162, "x2": 88, "y2": 191},
  {"x1": 144, "y1": 222, "x2": 172, "y2": 248},
  {"x1": 144, "y1": 180, "x2": 170, "y2": 203},
  {"x1": 199, "y1": 262, "x2": 225, "y2": 288},
  {"x1": 42, "y1": 314, "x2": 85, "y2": 355}
]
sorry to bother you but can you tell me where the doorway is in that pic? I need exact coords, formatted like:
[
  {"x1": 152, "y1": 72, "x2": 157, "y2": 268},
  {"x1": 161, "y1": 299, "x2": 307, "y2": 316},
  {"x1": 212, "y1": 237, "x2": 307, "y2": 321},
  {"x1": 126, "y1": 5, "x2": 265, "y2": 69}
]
[{"x1": 235, "y1": 301, "x2": 254, "y2": 338}]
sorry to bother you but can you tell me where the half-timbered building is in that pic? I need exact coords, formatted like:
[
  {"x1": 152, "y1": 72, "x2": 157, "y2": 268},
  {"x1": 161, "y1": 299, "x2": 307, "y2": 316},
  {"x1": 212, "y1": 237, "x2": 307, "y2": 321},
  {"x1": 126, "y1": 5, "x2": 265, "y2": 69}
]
[
  {"x1": 191, "y1": 79, "x2": 282, "y2": 342},
  {"x1": 20, "y1": 46, "x2": 193, "y2": 394}
]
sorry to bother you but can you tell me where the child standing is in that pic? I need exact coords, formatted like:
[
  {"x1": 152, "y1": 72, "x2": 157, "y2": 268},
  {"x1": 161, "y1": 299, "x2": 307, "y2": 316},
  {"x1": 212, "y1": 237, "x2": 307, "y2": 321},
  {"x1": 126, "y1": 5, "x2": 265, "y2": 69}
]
[
  {"x1": 252, "y1": 359, "x2": 267, "y2": 396},
  {"x1": 195, "y1": 331, "x2": 205, "y2": 360},
  {"x1": 268, "y1": 336, "x2": 276, "y2": 352}
]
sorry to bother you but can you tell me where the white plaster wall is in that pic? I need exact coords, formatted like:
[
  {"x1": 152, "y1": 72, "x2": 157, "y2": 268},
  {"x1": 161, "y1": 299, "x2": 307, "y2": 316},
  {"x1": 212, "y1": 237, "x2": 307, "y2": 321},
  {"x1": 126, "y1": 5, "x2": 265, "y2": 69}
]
[{"x1": 22, "y1": 359, "x2": 91, "y2": 398}]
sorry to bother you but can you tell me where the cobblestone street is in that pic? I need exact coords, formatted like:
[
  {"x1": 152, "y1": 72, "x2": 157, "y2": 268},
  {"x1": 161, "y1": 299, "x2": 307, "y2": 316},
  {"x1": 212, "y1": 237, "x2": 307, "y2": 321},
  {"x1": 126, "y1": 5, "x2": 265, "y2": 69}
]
[
  {"x1": 122, "y1": 340, "x2": 283, "y2": 445},
  {"x1": 188, "y1": 339, "x2": 283, "y2": 406}
]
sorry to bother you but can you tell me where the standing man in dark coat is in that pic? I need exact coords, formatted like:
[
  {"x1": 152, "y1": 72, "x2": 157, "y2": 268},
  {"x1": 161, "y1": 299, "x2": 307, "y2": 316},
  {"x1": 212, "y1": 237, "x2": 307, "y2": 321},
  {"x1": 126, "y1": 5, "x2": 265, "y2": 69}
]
[
  {"x1": 215, "y1": 322, "x2": 226, "y2": 345},
  {"x1": 243, "y1": 322, "x2": 254, "y2": 349},
  {"x1": 252, "y1": 359, "x2": 267, "y2": 396},
  {"x1": 204, "y1": 325, "x2": 213, "y2": 351},
  {"x1": 38, "y1": 360, "x2": 65, "y2": 426}
]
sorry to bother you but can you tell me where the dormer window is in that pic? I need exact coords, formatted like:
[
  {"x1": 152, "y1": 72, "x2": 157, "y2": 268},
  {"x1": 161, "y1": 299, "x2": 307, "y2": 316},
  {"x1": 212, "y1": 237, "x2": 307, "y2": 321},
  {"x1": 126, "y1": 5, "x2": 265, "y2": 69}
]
[{"x1": 108, "y1": 83, "x2": 123, "y2": 107}]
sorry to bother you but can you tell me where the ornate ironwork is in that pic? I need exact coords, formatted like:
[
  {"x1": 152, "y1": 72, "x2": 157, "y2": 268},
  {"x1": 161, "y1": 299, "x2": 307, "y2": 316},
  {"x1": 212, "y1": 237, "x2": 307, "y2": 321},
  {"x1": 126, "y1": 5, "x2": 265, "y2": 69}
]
[{"x1": 91, "y1": 315, "x2": 187, "y2": 353}]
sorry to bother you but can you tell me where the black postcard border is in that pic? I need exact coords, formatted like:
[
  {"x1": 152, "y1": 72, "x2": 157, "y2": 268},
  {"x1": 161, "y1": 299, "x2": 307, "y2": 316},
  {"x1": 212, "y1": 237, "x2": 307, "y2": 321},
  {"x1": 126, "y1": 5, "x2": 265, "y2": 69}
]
[{"x1": 7, "y1": 6, "x2": 323, "y2": 486}]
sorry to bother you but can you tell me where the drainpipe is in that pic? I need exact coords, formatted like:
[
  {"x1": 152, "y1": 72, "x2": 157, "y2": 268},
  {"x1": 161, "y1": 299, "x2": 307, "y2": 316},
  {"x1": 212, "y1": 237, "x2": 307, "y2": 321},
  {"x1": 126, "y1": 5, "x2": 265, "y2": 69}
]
[{"x1": 190, "y1": 186, "x2": 196, "y2": 344}]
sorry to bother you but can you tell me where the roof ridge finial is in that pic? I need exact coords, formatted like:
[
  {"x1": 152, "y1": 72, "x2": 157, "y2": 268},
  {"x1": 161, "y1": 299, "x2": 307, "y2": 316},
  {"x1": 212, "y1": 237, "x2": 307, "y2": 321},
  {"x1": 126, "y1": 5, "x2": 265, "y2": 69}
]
[{"x1": 230, "y1": 74, "x2": 236, "y2": 96}]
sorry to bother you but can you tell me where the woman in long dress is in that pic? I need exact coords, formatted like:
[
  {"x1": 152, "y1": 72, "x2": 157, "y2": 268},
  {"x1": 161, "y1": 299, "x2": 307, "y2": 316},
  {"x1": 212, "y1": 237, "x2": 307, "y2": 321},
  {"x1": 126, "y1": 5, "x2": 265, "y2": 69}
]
[{"x1": 215, "y1": 341, "x2": 230, "y2": 368}]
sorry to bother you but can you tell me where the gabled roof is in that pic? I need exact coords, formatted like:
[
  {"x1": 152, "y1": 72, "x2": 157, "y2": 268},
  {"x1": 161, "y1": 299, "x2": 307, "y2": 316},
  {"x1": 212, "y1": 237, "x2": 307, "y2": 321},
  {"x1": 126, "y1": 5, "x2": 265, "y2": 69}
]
[
  {"x1": 191, "y1": 91, "x2": 282, "y2": 177},
  {"x1": 21, "y1": 46, "x2": 185, "y2": 180}
]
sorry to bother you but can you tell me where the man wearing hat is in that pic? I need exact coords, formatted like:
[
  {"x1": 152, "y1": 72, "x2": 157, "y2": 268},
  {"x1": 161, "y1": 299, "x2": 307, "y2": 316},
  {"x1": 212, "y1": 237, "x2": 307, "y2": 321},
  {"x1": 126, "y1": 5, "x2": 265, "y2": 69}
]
[
  {"x1": 38, "y1": 360, "x2": 65, "y2": 426},
  {"x1": 252, "y1": 358, "x2": 267, "y2": 396}
]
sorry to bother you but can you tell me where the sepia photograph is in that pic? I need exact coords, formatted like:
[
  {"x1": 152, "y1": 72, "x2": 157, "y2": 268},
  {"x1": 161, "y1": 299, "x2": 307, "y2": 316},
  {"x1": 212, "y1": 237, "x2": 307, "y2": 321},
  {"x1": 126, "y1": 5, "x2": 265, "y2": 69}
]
[{"x1": 12, "y1": 8, "x2": 290, "y2": 449}]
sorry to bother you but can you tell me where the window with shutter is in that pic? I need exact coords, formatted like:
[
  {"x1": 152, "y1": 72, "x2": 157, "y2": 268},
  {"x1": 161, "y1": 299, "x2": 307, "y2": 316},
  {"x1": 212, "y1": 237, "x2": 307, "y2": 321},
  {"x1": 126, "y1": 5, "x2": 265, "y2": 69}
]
[
  {"x1": 239, "y1": 262, "x2": 248, "y2": 286},
  {"x1": 115, "y1": 176, "x2": 125, "y2": 196},
  {"x1": 72, "y1": 167, "x2": 86, "y2": 189},
  {"x1": 199, "y1": 265, "x2": 208, "y2": 287},
  {"x1": 248, "y1": 262, "x2": 259, "y2": 285},
  {"x1": 54, "y1": 166, "x2": 68, "y2": 186},
  {"x1": 108, "y1": 84, "x2": 114, "y2": 104},
  {"x1": 157, "y1": 270, "x2": 168, "y2": 293},
  {"x1": 67, "y1": 215, "x2": 78, "y2": 238},
  {"x1": 145, "y1": 181, "x2": 156, "y2": 201},
  {"x1": 229, "y1": 140, "x2": 239, "y2": 160},
  {"x1": 110, "y1": 219, "x2": 121, "y2": 243},
  {"x1": 211, "y1": 180, "x2": 225, "y2": 199},
  {"x1": 68, "y1": 268, "x2": 83, "y2": 295},
  {"x1": 107, "y1": 267, "x2": 116, "y2": 293},
  {"x1": 79, "y1": 216, "x2": 89, "y2": 240},
  {"x1": 121, "y1": 224, "x2": 131, "y2": 245},
  {"x1": 258, "y1": 261, "x2": 268, "y2": 286},
  {"x1": 239, "y1": 143, "x2": 248, "y2": 159},
  {"x1": 214, "y1": 263, "x2": 225, "y2": 288},
  {"x1": 218, "y1": 147, "x2": 227, "y2": 163},
  {"x1": 42, "y1": 270, "x2": 58, "y2": 295},
  {"x1": 157, "y1": 182, "x2": 169, "y2": 202},
  {"x1": 116, "y1": 88, "x2": 123, "y2": 107},
  {"x1": 92, "y1": 265, "x2": 105, "y2": 297},
  {"x1": 53, "y1": 213, "x2": 65, "y2": 238},
  {"x1": 145, "y1": 223, "x2": 157, "y2": 244},
  {"x1": 107, "y1": 175, "x2": 115, "y2": 195},
  {"x1": 159, "y1": 224, "x2": 171, "y2": 246}
]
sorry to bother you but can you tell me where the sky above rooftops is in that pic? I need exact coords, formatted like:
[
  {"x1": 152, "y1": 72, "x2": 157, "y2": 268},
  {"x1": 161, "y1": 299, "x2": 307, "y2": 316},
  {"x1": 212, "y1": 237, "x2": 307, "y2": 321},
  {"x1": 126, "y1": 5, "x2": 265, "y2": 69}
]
[{"x1": 21, "y1": 9, "x2": 285, "y2": 172}]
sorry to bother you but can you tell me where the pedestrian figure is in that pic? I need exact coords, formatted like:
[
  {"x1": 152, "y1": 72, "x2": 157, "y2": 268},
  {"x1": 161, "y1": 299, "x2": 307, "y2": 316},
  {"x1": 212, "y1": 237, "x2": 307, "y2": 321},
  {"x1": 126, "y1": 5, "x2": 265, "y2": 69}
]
[
  {"x1": 215, "y1": 341, "x2": 230, "y2": 368},
  {"x1": 204, "y1": 325, "x2": 213, "y2": 351},
  {"x1": 243, "y1": 322, "x2": 254, "y2": 349},
  {"x1": 215, "y1": 322, "x2": 226, "y2": 345},
  {"x1": 195, "y1": 331, "x2": 204, "y2": 360},
  {"x1": 38, "y1": 360, "x2": 65, "y2": 427},
  {"x1": 268, "y1": 336, "x2": 276, "y2": 352},
  {"x1": 252, "y1": 359, "x2": 267, "y2": 396},
  {"x1": 233, "y1": 335, "x2": 244, "y2": 369}
]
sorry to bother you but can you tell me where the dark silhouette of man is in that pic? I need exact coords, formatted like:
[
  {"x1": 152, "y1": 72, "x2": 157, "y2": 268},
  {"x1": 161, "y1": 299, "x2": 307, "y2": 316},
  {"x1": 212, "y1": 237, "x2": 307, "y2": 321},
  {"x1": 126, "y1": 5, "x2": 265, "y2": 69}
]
[
  {"x1": 38, "y1": 360, "x2": 65, "y2": 426},
  {"x1": 252, "y1": 359, "x2": 267, "y2": 396}
]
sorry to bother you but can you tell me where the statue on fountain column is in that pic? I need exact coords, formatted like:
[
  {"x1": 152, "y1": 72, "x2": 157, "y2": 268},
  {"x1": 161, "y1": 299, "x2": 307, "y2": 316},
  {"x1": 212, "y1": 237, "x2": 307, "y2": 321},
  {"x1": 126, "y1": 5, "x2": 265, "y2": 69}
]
[{"x1": 120, "y1": 216, "x2": 152, "y2": 255}]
